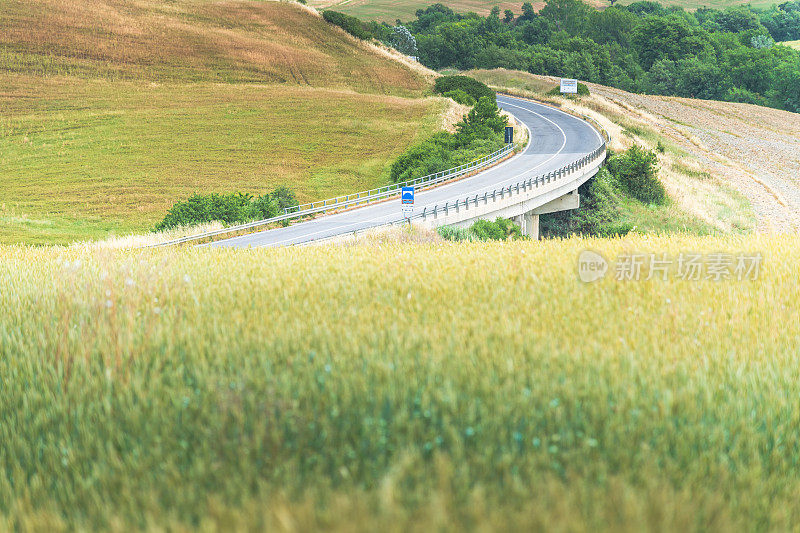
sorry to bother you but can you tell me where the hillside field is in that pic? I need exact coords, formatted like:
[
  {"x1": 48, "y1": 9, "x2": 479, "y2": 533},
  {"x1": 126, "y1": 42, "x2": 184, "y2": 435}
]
[
  {"x1": 311, "y1": 0, "x2": 778, "y2": 22},
  {"x1": 0, "y1": 76, "x2": 445, "y2": 245},
  {"x1": 2, "y1": 232, "x2": 800, "y2": 530},
  {"x1": 0, "y1": 0, "x2": 443, "y2": 245}
]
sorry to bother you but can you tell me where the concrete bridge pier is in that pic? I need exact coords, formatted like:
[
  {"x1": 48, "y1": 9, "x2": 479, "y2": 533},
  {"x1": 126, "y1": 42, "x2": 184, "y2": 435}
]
[
  {"x1": 513, "y1": 189, "x2": 580, "y2": 240},
  {"x1": 514, "y1": 212, "x2": 540, "y2": 240}
]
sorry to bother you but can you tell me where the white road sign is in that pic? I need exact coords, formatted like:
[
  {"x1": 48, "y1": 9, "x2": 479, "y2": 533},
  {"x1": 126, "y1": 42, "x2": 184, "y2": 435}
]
[{"x1": 560, "y1": 78, "x2": 578, "y2": 94}]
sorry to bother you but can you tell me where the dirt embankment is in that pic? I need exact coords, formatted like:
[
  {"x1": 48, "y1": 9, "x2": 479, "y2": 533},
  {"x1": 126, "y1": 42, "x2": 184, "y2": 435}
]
[{"x1": 588, "y1": 84, "x2": 800, "y2": 233}]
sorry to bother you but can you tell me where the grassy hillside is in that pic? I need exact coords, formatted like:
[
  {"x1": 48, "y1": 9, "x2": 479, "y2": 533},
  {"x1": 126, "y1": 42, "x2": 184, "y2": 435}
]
[
  {"x1": 310, "y1": 0, "x2": 777, "y2": 22},
  {"x1": 0, "y1": 0, "x2": 445, "y2": 245},
  {"x1": 2, "y1": 232, "x2": 800, "y2": 530},
  {"x1": 0, "y1": 0, "x2": 427, "y2": 89},
  {"x1": 0, "y1": 77, "x2": 444, "y2": 245}
]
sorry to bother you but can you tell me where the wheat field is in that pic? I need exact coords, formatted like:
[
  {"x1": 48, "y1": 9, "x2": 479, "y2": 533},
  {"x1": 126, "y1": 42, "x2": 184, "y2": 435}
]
[{"x1": 2, "y1": 232, "x2": 799, "y2": 530}]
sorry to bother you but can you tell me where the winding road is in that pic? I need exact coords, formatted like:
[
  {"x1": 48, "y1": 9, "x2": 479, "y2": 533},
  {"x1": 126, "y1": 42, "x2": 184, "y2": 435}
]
[{"x1": 211, "y1": 95, "x2": 603, "y2": 248}]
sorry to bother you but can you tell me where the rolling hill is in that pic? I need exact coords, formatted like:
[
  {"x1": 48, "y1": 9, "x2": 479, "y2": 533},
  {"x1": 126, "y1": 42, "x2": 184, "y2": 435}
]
[{"x1": 0, "y1": 0, "x2": 449, "y2": 244}]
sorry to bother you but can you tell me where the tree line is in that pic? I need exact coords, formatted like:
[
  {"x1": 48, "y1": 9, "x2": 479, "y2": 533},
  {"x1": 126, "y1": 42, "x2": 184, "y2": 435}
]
[{"x1": 364, "y1": 0, "x2": 800, "y2": 112}]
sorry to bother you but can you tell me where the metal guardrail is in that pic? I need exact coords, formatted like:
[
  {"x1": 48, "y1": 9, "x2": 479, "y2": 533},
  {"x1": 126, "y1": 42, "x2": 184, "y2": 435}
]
[
  {"x1": 306, "y1": 140, "x2": 607, "y2": 246},
  {"x1": 497, "y1": 91, "x2": 610, "y2": 143},
  {"x1": 406, "y1": 141, "x2": 607, "y2": 225},
  {"x1": 151, "y1": 142, "x2": 517, "y2": 247}
]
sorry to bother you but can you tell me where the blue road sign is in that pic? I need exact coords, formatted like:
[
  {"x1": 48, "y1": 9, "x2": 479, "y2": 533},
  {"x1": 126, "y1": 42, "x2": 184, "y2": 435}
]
[{"x1": 401, "y1": 186, "x2": 414, "y2": 205}]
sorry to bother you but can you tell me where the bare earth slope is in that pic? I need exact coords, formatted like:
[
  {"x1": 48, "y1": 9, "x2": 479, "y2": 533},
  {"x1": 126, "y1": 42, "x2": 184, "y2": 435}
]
[{"x1": 590, "y1": 85, "x2": 800, "y2": 232}]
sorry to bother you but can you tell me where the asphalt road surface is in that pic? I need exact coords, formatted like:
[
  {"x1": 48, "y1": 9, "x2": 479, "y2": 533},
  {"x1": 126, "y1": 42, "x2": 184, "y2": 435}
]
[{"x1": 211, "y1": 94, "x2": 603, "y2": 248}]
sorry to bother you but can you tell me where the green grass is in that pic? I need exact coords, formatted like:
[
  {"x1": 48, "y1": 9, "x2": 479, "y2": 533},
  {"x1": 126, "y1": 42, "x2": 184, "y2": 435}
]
[
  {"x1": 0, "y1": 75, "x2": 446, "y2": 245},
  {"x1": 2, "y1": 233, "x2": 800, "y2": 530},
  {"x1": 0, "y1": 0, "x2": 443, "y2": 245}
]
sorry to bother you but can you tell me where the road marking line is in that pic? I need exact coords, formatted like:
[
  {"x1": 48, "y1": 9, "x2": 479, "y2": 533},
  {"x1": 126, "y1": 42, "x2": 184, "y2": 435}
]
[{"x1": 218, "y1": 96, "x2": 598, "y2": 247}]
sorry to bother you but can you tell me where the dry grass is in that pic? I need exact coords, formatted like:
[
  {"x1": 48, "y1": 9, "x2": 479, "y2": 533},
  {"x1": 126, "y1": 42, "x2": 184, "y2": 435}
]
[
  {"x1": 2, "y1": 233, "x2": 800, "y2": 530},
  {"x1": 782, "y1": 40, "x2": 800, "y2": 50},
  {"x1": 76, "y1": 221, "x2": 226, "y2": 250},
  {"x1": 0, "y1": 0, "x2": 426, "y2": 93}
]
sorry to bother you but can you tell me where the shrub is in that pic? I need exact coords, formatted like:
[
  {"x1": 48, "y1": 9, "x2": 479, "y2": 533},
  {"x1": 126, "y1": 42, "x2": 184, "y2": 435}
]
[
  {"x1": 547, "y1": 82, "x2": 591, "y2": 97},
  {"x1": 439, "y1": 217, "x2": 524, "y2": 241},
  {"x1": 540, "y1": 167, "x2": 627, "y2": 237},
  {"x1": 471, "y1": 218, "x2": 523, "y2": 240},
  {"x1": 433, "y1": 76, "x2": 496, "y2": 104},
  {"x1": 443, "y1": 89, "x2": 476, "y2": 106},
  {"x1": 458, "y1": 96, "x2": 508, "y2": 137},
  {"x1": 322, "y1": 11, "x2": 373, "y2": 40},
  {"x1": 437, "y1": 225, "x2": 476, "y2": 241},
  {"x1": 155, "y1": 188, "x2": 298, "y2": 231},
  {"x1": 389, "y1": 97, "x2": 506, "y2": 183},
  {"x1": 389, "y1": 132, "x2": 455, "y2": 183},
  {"x1": 607, "y1": 145, "x2": 666, "y2": 205}
]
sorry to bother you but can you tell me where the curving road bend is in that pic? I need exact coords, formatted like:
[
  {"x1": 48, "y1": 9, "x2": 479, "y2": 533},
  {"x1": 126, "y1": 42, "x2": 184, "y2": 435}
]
[{"x1": 210, "y1": 95, "x2": 603, "y2": 248}]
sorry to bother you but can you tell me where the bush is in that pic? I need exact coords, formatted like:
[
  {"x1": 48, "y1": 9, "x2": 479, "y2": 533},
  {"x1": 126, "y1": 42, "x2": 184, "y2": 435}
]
[
  {"x1": 607, "y1": 145, "x2": 666, "y2": 205},
  {"x1": 437, "y1": 226, "x2": 476, "y2": 241},
  {"x1": 155, "y1": 188, "x2": 298, "y2": 231},
  {"x1": 322, "y1": 11, "x2": 373, "y2": 40},
  {"x1": 443, "y1": 89, "x2": 476, "y2": 106},
  {"x1": 389, "y1": 97, "x2": 506, "y2": 183},
  {"x1": 540, "y1": 167, "x2": 628, "y2": 238},
  {"x1": 439, "y1": 217, "x2": 524, "y2": 241},
  {"x1": 433, "y1": 76, "x2": 496, "y2": 104},
  {"x1": 547, "y1": 82, "x2": 591, "y2": 97}
]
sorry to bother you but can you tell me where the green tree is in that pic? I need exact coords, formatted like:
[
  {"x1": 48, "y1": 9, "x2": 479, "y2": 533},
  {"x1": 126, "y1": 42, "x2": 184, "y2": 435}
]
[
  {"x1": 520, "y1": 2, "x2": 536, "y2": 21},
  {"x1": 541, "y1": 0, "x2": 591, "y2": 34},
  {"x1": 459, "y1": 96, "x2": 508, "y2": 135},
  {"x1": 607, "y1": 145, "x2": 666, "y2": 205}
]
